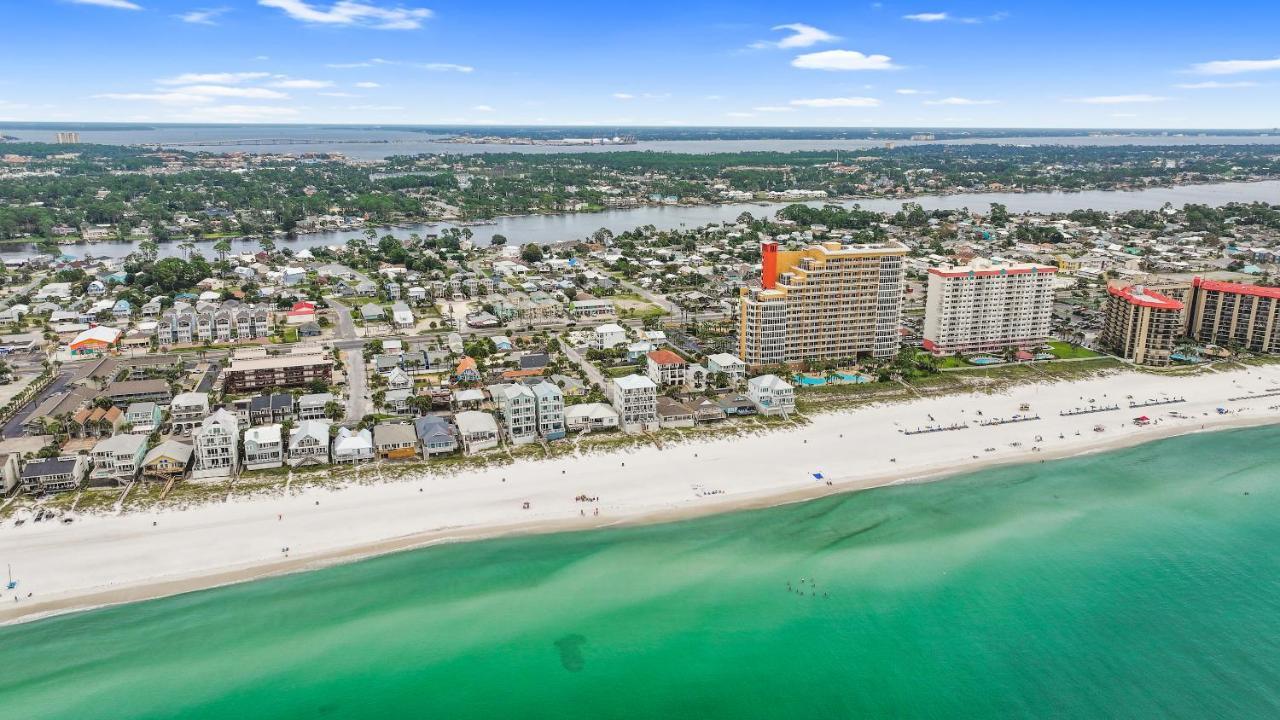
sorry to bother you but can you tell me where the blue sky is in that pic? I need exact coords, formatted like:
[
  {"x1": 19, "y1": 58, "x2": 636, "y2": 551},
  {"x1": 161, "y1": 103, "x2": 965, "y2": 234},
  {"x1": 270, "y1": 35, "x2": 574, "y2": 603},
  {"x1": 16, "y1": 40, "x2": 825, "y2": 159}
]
[{"x1": 3, "y1": 0, "x2": 1279, "y2": 127}]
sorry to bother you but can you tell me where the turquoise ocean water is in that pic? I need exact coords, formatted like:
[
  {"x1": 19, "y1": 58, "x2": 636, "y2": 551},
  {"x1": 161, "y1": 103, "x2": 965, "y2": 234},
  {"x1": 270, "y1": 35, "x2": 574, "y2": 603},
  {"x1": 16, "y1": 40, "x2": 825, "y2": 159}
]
[{"x1": 4, "y1": 425, "x2": 1280, "y2": 719}]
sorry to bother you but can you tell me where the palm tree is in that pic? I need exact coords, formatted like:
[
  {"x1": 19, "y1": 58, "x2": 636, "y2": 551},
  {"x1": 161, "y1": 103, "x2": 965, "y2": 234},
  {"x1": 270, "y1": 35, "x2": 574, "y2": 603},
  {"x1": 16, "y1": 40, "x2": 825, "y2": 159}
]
[{"x1": 213, "y1": 238, "x2": 232, "y2": 264}]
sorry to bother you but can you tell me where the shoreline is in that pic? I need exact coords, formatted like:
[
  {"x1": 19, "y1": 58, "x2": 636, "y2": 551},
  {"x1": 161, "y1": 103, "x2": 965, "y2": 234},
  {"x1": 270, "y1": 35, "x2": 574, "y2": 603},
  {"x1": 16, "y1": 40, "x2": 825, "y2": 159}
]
[
  {"x1": 18, "y1": 177, "x2": 1279, "y2": 252},
  {"x1": 3, "y1": 365, "x2": 1280, "y2": 626}
]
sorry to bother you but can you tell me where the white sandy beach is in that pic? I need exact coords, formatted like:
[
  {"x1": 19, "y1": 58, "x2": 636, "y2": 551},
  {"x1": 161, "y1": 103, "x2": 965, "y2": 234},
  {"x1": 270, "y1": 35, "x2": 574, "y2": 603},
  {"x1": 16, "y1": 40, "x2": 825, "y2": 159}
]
[{"x1": 3, "y1": 364, "x2": 1280, "y2": 624}]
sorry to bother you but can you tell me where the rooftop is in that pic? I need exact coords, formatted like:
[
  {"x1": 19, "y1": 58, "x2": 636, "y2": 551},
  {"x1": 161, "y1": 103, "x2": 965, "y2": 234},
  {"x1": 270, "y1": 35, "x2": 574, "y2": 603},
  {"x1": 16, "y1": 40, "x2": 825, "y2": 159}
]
[{"x1": 1108, "y1": 284, "x2": 1184, "y2": 311}]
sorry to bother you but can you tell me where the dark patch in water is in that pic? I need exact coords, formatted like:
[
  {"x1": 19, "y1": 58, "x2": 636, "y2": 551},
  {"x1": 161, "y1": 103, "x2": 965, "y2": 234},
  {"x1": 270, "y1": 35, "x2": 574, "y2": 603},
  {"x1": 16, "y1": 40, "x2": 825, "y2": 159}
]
[
  {"x1": 317, "y1": 702, "x2": 340, "y2": 716},
  {"x1": 554, "y1": 634, "x2": 587, "y2": 672},
  {"x1": 816, "y1": 518, "x2": 889, "y2": 551}
]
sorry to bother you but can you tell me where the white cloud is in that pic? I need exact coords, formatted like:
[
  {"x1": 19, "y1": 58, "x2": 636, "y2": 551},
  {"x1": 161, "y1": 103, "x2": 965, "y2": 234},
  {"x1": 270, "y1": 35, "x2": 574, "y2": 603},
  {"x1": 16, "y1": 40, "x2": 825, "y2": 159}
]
[
  {"x1": 176, "y1": 85, "x2": 289, "y2": 99},
  {"x1": 157, "y1": 72, "x2": 270, "y2": 85},
  {"x1": 903, "y1": 10, "x2": 1005, "y2": 24},
  {"x1": 258, "y1": 0, "x2": 432, "y2": 30},
  {"x1": 791, "y1": 50, "x2": 899, "y2": 71},
  {"x1": 95, "y1": 92, "x2": 214, "y2": 105},
  {"x1": 726, "y1": 111, "x2": 755, "y2": 118},
  {"x1": 269, "y1": 78, "x2": 334, "y2": 88},
  {"x1": 750, "y1": 23, "x2": 839, "y2": 50},
  {"x1": 70, "y1": 0, "x2": 142, "y2": 10},
  {"x1": 753, "y1": 106, "x2": 795, "y2": 112},
  {"x1": 612, "y1": 93, "x2": 635, "y2": 100},
  {"x1": 1070, "y1": 94, "x2": 1167, "y2": 104},
  {"x1": 421, "y1": 63, "x2": 472, "y2": 72},
  {"x1": 925, "y1": 96, "x2": 998, "y2": 105},
  {"x1": 177, "y1": 8, "x2": 228, "y2": 24},
  {"x1": 326, "y1": 59, "x2": 472, "y2": 72},
  {"x1": 355, "y1": 81, "x2": 380, "y2": 88},
  {"x1": 903, "y1": 12, "x2": 949, "y2": 22},
  {"x1": 1188, "y1": 57, "x2": 1280, "y2": 75},
  {"x1": 895, "y1": 88, "x2": 931, "y2": 95},
  {"x1": 318, "y1": 91, "x2": 359, "y2": 97},
  {"x1": 1111, "y1": 113, "x2": 1138, "y2": 118},
  {"x1": 346, "y1": 104, "x2": 404, "y2": 111},
  {"x1": 1175, "y1": 80, "x2": 1259, "y2": 89},
  {"x1": 789, "y1": 96, "x2": 881, "y2": 108},
  {"x1": 472, "y1": 104, "x2": 494, "y2": 112}
]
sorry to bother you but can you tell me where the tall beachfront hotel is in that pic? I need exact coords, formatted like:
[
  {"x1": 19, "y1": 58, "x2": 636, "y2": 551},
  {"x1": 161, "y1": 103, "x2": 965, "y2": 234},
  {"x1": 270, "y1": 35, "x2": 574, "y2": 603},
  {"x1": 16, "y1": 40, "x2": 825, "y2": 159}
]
[
  {"x1": 1100, "y1": 284, "x2": 1184, "y2": 366},
  {"x1": 923, "y1": 259, "x2": 1058, "y2": 355},
  {"x1": 1185, "y1": 278, "x2": 1280, "y2": 354},
  {"x1": 738, "y1": 240, "x2": 907, "y2": 367}
]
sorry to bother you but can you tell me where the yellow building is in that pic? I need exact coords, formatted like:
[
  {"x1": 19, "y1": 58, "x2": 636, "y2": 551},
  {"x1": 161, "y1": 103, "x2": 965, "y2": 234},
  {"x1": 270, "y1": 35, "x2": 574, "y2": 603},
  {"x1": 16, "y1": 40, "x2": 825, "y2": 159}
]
[{"x1": 739, "y1": 240, "x2": 907, "y2": 367}]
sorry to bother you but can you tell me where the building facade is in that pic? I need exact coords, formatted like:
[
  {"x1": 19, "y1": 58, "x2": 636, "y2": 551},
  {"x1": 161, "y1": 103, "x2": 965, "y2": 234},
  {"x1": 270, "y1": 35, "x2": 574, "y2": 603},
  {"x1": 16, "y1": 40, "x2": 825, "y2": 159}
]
[
  {"x1": 532, "y1": 380, "x2": 566, "y2": 440},
  {"x1": 739, "y1": 240, "x2": 907, "y2": 367},
  {"x1": 1186, "y1": 278, "x2": 1280, "y2": 354},
  {"x1": 1100, "y1": 284, "x2": 1184, "y2": 366},
  {"x1": 156, "y1": 302, "x2": 271, "y2": 346},
  {"x1": 923, "y1": 260, "x2": 1057, "y2": 355},
  {"x1": 610, "y1": 374, "x2": 657, "y2": 432},
  {"x1": 192, "y1": 409, "x2": 240, "y2": 480},
  {"x1": 223, "y1": 352, "x2": 334, "y2": 393}
]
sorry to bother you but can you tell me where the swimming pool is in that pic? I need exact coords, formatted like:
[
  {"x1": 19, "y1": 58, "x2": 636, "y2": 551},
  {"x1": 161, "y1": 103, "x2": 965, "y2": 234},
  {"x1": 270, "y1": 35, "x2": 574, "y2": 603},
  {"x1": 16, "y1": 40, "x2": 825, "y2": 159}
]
[
  {"x1": 836, "y1": 372, "x2": 871, "y2": 383},
  {"x1": 970, "y1": 357, "x2": 1003, "y2": 365},
  {"x1": 793, "y1": 373, "x2": 872, "y2": 386}
]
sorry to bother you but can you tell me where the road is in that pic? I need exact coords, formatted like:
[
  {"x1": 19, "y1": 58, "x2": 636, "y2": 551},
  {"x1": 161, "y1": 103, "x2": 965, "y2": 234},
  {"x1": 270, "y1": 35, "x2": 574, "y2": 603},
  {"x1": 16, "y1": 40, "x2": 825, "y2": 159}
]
[
  {"x1": 561, "y1": 342, "x2": 607, "y2": 391},
  {"x1": 327, "y1": 297, "x2": 371, "y2": 423}
]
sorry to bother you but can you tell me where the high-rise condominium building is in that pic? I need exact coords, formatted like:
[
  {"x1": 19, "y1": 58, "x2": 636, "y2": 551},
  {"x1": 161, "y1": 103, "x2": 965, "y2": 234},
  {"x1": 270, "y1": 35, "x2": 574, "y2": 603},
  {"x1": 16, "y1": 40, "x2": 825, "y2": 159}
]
[
  {"x1": 1185, "y1": 278, "x2": 1280, "y2": 354},
  {"x1": 923, "y1": 259, "x2": 1058, "y2": 355},
  {"x1": 1100, "y1": 284, "x2": 1184, "y2": 366},
  {"x1": 738, "y1": 240, "x2": 907, "y2": 367}
]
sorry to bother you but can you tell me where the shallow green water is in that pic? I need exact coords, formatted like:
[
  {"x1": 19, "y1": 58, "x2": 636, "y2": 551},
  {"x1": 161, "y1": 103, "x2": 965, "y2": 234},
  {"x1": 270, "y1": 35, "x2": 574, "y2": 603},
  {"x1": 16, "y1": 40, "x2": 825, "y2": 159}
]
[{"x1": 5, "y1": 426, "x2": 1280, "y2": 719}]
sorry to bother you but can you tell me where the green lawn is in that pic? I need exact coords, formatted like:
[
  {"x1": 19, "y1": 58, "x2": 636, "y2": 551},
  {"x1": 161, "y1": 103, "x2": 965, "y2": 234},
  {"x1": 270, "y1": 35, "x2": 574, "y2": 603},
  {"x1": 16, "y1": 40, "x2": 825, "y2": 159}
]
[
  {"x1": 605, "y1": 364, "x2": 639, "y2": 378},
  {"x1": 1047, "y1": 340, "x2": 1102, "y2": 359}
]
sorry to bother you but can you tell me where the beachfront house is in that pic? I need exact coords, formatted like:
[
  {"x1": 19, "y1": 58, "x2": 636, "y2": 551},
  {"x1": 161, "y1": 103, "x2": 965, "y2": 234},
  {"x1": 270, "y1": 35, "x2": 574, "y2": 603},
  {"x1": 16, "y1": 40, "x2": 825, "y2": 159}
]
[
  {"x1": 374, "y1": 423, "x2": 418, "y2": 460},
  {"x1": 564, "y1": 402, "x2": 619, "y2": 432},
  {"x1": 20, "y1": 456, "x2": 88, "y2": 494},
  {"x1": 141, "y1": 441, "x2": 194, "y2": 483},
  {"x1": 747, "y1": 375, "x2": 795, "y2": 417},
  {"x1": 288, "y1": 420, "x2": 331, "y2": 466},
  {"x1": 414, "y1": 415, "x2": 458, "y2": 458},
  {"x1": 455, "y1": 411, "x2": 499, "y2": 454},
  {"x1": 532, "y1": 380, "x2": 565, "y2": 440},
  {"x1": 489, "y1": 383, "x2": 538, "y2": 445},
  {"x1": 192, "y1": 409, "x2": 239, "y2": 480},
  {"x1": 243, "y1": 424, "x2": 284, "y2": 471},
  {"x1": 656, "y1": 397, "x2": 695, "y2": 429},
  {"x1": 332, "y1": 427, "x2": 374, "y2": 464},
  {"x1": 610, "y1": 374, "x2": 658, "y2": 433},
  {"x1": 90, "y1": 433, "x2": 148, "y2": 486}
]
